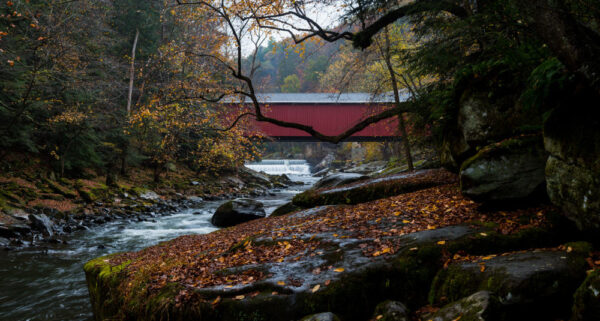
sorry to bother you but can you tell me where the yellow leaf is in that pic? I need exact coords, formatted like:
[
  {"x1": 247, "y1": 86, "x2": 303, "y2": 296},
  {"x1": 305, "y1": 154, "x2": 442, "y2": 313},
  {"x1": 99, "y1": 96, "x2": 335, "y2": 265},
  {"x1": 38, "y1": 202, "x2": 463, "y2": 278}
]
[
  {"x1": 402, "y1": 220, "x2": 410, "y2": 224},
  {"x1": 437, "y1": 240, "x2": 446, "y2": 245},
  {"x1": 277, "y1": 281, "x2": 285, "y2": 286},
  {"x1": 311, "y1": 284, "x2": 320, "y2": 293},
  {"x1": 333, "y1": 267, "x2": 345, "y2": 272},
  {"x1": 212, "y1": 296, "x2": 221, "y2": 305},
  {"x1": 235, "y1": 295, "x2": 245, "y2": 300}
]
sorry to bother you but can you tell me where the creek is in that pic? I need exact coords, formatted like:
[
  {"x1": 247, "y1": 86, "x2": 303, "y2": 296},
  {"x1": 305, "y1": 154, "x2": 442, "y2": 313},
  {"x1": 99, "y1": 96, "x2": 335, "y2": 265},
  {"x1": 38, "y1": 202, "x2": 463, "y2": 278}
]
[{"x1": 0, "y1": 161, "x2": 316, "y2": 321}]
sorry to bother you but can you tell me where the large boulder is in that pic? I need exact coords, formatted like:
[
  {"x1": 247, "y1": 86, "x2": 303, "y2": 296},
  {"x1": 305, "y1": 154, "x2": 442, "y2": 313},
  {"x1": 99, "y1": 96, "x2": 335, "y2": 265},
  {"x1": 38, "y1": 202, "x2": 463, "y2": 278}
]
[
  {"x1": 572, "y1": 269, "x2": 600, "y2": 321},
  {"x1": 372, "y1": 300, "x2": 410, "y2": 321},
  {"x1": 29, "y1": 213, "x2": 55, "y2": 236},
  {"x1": 460, "y1": 135, "x2": 547, "y2": 202},
  {"x1": 429, "y1": 245, "x2": 590, "y2": 319},
  {"x1": 427, "y1": 291, "x2": 496, "y2": 321},
  {"x1": 211, "y1": 198, "x2": 266, "y2": 227},
  {"x1": 270, "y1": 202, "x2": 301, "y2": 217},
  {"x1": 312, "y1": 173, "x2": 368, "y2": 190},
  {"x1": 293, "y1": 170, "x2": 456, "y2": 208},
  {"x1": 544, "y1": 104, "x2": 600, "y2": 230}
]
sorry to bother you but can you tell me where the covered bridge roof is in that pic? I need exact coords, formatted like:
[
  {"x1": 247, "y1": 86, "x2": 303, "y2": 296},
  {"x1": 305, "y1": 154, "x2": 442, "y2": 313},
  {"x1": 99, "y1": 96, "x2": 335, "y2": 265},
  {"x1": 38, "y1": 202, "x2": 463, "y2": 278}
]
[{"x1": 228, "y1": 92, "x2": 409, "y2": 104}]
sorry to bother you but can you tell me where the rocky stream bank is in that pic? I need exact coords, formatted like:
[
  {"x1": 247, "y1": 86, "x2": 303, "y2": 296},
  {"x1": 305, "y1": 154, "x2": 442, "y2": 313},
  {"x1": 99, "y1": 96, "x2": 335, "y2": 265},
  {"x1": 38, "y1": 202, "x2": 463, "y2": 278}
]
[
  {"x1": 0, "y1": 166, "x2": 295, "y2": 250},
  {"x1": 84, "y1": 168, "x2": 600, "y2": 321}
]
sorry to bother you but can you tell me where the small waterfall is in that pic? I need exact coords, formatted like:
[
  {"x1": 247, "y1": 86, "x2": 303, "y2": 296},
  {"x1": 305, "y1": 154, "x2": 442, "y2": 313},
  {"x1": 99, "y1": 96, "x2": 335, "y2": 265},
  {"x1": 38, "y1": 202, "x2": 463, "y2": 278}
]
[{"x1": 245, "y1": 159, "x2": 311, "y2": 175}]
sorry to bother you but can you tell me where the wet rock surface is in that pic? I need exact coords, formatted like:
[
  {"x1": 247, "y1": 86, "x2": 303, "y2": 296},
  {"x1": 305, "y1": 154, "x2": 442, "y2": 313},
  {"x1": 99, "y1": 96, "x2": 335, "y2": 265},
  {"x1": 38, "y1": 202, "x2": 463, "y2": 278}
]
[
  {"x1": 211, "y1": 198, "x2": 266, "y2": 227},
  {"x1": 460, "y1": 135, "x2": 547, "y2": 202},
  {"x1": 312, "y1": 173, "x2": 369, "y2": 190},
  {"x1": 430, "y1": 246, "x2": 590, "y2": 319},
  {"x1": 372, "y1": 300, "x2": 410, "y2": 321},
  {"x1": 293, "y1": 169, "x2": 456, "y2": 207},
  {"x1": 572, "y1": 269, "x2": 600, "y2": 321},
  {"x1": 427, "y1": 291, "x2": 494, "y2": 321}
]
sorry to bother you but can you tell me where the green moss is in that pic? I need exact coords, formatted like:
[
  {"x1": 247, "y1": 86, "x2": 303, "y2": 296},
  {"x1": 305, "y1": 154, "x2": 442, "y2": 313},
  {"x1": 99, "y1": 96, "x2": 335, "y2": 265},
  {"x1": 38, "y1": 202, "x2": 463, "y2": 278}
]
[
  {"x1": 459, "y1": 134, "x2": 543, "y2": 173},
  {"x1": 271, "y1": 202, "x2": 301, "y2": 217},
  {"x1": 292, "y1": 178, "x2": 448, "y2": 208},
  {"x1": 43, "y1": 178, "x2": 78, "y2": 198},
  {"x1": 78, "y1": 189, "x2": 97, "y2": 203},
  {"x1": 83, "y1": 254, "x2": 130, "y2": 321},
  {"x1": 572, "y1": 269, "x2": 600, "y2": 321}
]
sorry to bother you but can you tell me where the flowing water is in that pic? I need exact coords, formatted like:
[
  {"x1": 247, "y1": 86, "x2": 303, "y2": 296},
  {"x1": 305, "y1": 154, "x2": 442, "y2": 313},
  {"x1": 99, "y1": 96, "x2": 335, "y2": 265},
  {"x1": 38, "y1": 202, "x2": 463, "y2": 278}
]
[
  {"x1": 0, "y1": 165, "x2": 316, "y2": 321},
  {"x1": 245, "y1": 159, "x2": 311, "y2": 175}
]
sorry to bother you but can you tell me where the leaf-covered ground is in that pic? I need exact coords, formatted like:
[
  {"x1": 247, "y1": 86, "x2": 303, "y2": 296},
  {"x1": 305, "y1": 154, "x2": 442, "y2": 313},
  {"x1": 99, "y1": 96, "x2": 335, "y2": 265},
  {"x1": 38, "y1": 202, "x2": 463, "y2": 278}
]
[{"x1": 110, "y1": 171, "x2": 553, "y2": 305}]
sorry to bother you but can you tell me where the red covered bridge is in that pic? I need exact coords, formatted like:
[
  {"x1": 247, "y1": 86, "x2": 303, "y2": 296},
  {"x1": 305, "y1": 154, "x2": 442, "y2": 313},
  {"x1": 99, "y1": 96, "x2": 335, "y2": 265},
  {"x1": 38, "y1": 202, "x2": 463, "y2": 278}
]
[{"x1": 231, "y1": 93, "x2": 408, "y2": 142}]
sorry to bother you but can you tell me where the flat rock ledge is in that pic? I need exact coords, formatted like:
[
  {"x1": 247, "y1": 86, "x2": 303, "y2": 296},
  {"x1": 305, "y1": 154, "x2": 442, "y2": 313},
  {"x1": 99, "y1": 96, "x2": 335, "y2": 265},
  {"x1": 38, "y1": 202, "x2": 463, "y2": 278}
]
[{"x1": 84, "y1": 221, "x2": 579, "y2": 321}]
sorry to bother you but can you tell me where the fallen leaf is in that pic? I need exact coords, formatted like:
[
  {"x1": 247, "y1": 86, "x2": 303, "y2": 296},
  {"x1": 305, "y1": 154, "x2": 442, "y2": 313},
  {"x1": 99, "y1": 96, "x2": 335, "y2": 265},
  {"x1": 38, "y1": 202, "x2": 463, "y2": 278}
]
[
  {"x1": 211, "y1": 296, "x2": 221, "y2": 305},
  {"x1": 311, "y1": 284, "x2": 320, "y2": 293},
  {"x1": 333, "y1": 267, "x2": 345, "y2": 272},
  {"x1": 235, "y1": 295, "x2": 244, "y2": 300}
]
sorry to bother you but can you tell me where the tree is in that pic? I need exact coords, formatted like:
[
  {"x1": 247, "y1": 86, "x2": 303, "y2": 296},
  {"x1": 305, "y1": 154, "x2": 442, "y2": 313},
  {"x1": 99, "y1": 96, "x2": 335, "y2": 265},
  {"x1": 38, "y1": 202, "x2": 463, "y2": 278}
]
[{"x1": 281, "y1": 74, "x2": 300, "y2": 92}]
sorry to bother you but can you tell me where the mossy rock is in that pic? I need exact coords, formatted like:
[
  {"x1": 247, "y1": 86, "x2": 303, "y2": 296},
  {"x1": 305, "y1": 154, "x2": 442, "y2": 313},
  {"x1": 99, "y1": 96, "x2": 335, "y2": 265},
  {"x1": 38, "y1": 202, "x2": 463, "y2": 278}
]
[
  {"x1": 425, "y1": 291, "x2": 499, "y2": 321},
  {"x1": 429, "y1": 247, "x2": 590, "y2": 319},
  {"x1": 292, "y1": 170, "x2": 455, "y2": 208},
  {"x1": 270, "y1": 202, "x2": 301, "y2": 217},
  {"x1": 459, "y1": 135, "x2": 547, "y2": 203},
  {"x1": 571, "y1": 269, "x2": 600, "y2": 321},
  {"x1": 83, "y1": 254, "x2": 130, "y2": 321},
  {"x1": 43, "y1": 178, "x2": 78, "y2": 199},
  {"x1": 372, "y1": 300, "x2": 409, "y2": 321},
  {"x1": 78, "y1": 188, "x2": 97, "y2": 203}
]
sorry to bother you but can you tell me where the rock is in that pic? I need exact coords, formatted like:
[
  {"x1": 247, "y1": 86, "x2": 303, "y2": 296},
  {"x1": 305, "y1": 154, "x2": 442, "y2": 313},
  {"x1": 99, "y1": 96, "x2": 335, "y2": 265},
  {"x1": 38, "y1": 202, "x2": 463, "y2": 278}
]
[
  {"x1": 300, "y1": 312, "x2": 340, "y2": 321},
  {"x1": 0, "y1": 236, "x2": 11, "y2": 248},
  {"x1": 187, "y1": 196, "x2": 203, "y2": 204},
  {"x1": 372, "y1": 300, "x2": 409, "y2": 321},
  {"x1": 191, "y1": 181, "x2": 200, "y2": 186},
  {"x1": 211, "y1": 199, "x2": 266, "y2": 227},
  {"x1": 6, "y1": 208, "x2": 29, "y2": 221},
  {"x1": 430, "y1": 247, "x2": 590, "y2": 319},
  {"x1": 293, "y1": 169, "x2": 456, "y2": 208},
  {"x1": 313, "y1": 168, "x2": 330, "y2": 177},
  {"x1": 572, "y1": 269, "x2": 600, "y2": 321},
  {"x1": 427, "y1": 291, "x2": 495, "y2": 321},
  {"x1": 84, "y1": 224, "x2": 479, "y2": 321},
  {"x1": 440, "y1": 129, "x2": 471, "y2": 171},
  {"x1": 313, "y1": 153, "x2": 335, "y2": 172},
  {"x1": 270, "y1": 202, "x2": 301, "y2": 217},
  {"x1": 78, "y1": 188, "x2": 97, "y2": 203},
  {"x1": 460, "y1": 135, "x2": 547, "y2": 202},
  {"x1": 344, "y1": 161, "x2": 388, "y2": 175},
  {"x1": 139, "y1": 190, "x2": 161, "y2": 201},
  {"x1": 28, "y1": 214, "x2": 55, "y2": 236},
  {"x1": 544, "y1": 105, "x2": 600, "y2": 230},
  {"x1": 312, "y1": 173, "x2": 369, "y2": 190}
]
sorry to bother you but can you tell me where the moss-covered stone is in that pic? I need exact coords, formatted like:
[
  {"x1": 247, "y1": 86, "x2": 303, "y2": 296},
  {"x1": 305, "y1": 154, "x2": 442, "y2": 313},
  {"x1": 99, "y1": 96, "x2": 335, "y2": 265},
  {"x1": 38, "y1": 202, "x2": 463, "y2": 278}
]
[
  {"x1": 372, "y1": 300, "x2": 409, "y2": 321},
  {"x1": 43, "y1": 178, "x2": 78, "y2": 199},
  {"x1": 270, "y1": 202, "x2": 301, "y2": 217},
  {"x1": 571, "y1": 269, "x2": 600, "y2": 321},
  {"x1": 429, "y1": 248, "x2": 590, "y2": 319},
  {"x1": 83, "y1": 254, "x2": 130, "y2": 321},
  {"x1": 292, "y1": 170, "x2": 455, "y2": 208},
  {"x1": 78, "y1": 188, "x2": 97, "y2": 203},
  {"x1": 459, "y1": 135, "x2": 547, "y2": 203},
  {"x1": 426, "y1": 291, "x2": 498, "y2": 321}
]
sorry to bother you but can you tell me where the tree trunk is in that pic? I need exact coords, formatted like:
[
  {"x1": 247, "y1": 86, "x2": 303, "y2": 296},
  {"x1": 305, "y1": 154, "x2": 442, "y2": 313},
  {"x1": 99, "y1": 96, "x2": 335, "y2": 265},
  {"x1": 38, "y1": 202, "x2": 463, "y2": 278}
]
[
  {"x1": 153, "y1": 163, "x2": 161, "y2": 183},
  {"x1": 382, "y1": 27, "x2": 414, "y2": 171},
  {"x1": 127, "y1": 29, "x2": 139, "y2": 116}
]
